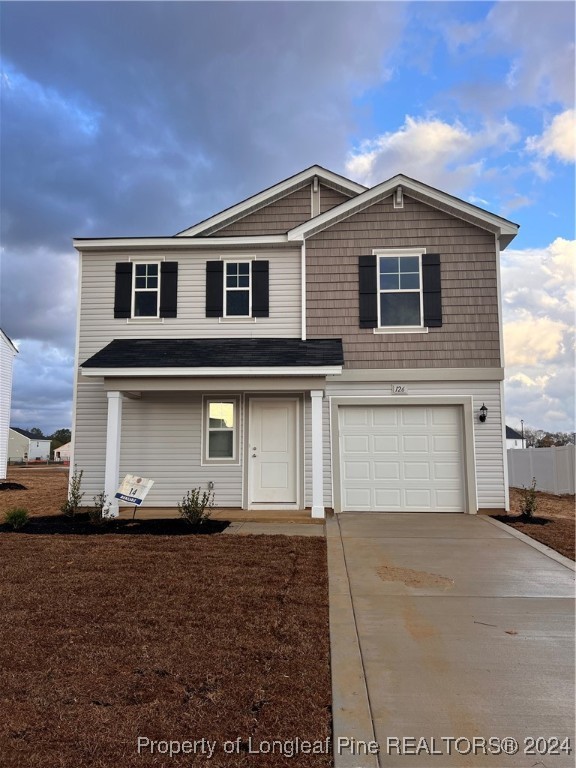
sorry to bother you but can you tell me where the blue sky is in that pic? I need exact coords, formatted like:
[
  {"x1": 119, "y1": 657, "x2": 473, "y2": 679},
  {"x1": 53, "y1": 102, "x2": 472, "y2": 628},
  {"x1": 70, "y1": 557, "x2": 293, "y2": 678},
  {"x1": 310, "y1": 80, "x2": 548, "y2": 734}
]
[{"x1": 1, "y1": 1, "x2": 574, "y2": 435}]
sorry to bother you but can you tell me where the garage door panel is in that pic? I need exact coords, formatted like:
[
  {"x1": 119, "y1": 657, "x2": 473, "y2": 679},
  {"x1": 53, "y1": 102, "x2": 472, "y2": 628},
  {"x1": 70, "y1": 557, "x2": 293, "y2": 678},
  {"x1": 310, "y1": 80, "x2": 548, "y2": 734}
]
[
  {"x1": 373, "y1": 408, "x2": 398, "y2": 426},
  {"x1": 433, "y1": 434, "x2": 460, "y2": 452},
  {"x1": 343, "y1": 461, "x2": 371, "y2": 480},
  {"x1": 374, "y1": 462, "x2": 400, "y2": 479},
  {"x1": 343, "y1": 488, "x2": 371, "y2": 508},
  {"x1": 340, "y1": 405, "x2": 465, "y2": 513},
  {"x1": 404, "y1": 489, "x2": 432, "y2": 508},
  {"x1": 404, "y1": 462, "x2": 431, "y2": 480},
  {"x1": 400, "y1": 408, "x2": 428, "y2": 426},
  {"x1": 373, "y1": 435, "x2": 399, "y2": 453},
  {"x1": 403, "y1": 435, "x2": 429, "y2": 453},
  {"x1": 343, "y1": 435, "x2": 370, "y2": 453},
  {"x1": 434, "y1": 461, "x2": 461, "y2": 480},
  {"x1": 374, "y1": 489, "x2": 401, "y2": 508}
]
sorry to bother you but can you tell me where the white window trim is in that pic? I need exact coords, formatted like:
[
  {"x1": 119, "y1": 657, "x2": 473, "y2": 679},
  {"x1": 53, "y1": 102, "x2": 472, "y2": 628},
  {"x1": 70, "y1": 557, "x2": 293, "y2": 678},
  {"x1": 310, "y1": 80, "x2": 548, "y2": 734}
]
[
  {"x1": 373, "y1": 248, "x2": 426, "y2": 331},
  {"x1": 223, "y1": 259, "x2": 252, "y2": 319},
  {"x1": 131, "y1": 261, "x2": 161, "y2": 319},
  {"x1": 201, "y1": 396, "x2": 240, "y2": 465}
]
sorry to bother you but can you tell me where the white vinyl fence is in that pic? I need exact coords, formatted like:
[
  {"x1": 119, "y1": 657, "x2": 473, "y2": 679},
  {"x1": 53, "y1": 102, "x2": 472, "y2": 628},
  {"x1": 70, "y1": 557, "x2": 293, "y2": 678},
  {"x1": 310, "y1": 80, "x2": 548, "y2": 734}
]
[{"x1": 507, "y1": 445, "x2": 575, "y2": 495}]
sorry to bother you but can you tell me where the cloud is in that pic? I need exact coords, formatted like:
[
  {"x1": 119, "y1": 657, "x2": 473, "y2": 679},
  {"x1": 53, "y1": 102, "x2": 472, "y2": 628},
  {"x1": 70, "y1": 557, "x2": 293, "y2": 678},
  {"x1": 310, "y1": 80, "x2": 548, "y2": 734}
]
[
  {"x1": 345, "y1": 114, "x2": 520, "y2": 192},
  {"x1": 526, "y1": 109, "x2": 576, "y2": 164},
  {"x1": 502, "y1": 238, "x2": 575, "y2": 431}
]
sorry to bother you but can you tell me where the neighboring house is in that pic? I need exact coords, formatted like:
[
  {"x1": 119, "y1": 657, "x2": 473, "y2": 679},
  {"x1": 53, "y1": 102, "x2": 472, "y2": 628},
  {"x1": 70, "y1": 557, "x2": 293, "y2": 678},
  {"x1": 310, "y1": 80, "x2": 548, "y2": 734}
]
[
  {"x1": 0, "y1": 330, "x2": 18, "y2": 479},
  {"x1": 54, "y1": 442, "x2": 72, "y2": 462},
  {"x1": 8, "y1": 428, "x2": 51, "y2": 462},
  {"x1": 72, "y1": 165, "x2": 519, "y2": 516},
  {"x1": 506, "y1": 426, "x2": 526, "y2": 450}
]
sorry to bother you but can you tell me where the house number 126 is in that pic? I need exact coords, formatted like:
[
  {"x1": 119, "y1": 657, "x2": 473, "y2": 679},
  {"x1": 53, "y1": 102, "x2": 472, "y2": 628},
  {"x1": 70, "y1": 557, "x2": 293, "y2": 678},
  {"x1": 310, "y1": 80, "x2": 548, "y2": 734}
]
[{"x1": 392, "y1": 384, "x2": 407, "y2": 394}]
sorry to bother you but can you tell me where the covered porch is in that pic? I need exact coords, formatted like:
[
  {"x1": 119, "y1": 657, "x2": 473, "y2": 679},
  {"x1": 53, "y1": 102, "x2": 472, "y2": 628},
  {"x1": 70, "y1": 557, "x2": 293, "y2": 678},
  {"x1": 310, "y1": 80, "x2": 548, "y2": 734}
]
[{"x1": 80, "y1": 337, "x2": 343, "y2": 519}]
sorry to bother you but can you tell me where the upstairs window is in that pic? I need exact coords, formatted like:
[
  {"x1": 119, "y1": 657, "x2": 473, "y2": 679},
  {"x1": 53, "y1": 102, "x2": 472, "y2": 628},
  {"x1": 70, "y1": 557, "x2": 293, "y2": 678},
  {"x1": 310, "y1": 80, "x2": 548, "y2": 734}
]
[
  {"x1": 378, "y1": 254, "x2": 422, "y2": 327},
  {"x1": 133, "y1": 263, "x2": 159, "y2": 317},
  {"x1": 225, "y1": 262, "x2": 251, "y2": 317}
]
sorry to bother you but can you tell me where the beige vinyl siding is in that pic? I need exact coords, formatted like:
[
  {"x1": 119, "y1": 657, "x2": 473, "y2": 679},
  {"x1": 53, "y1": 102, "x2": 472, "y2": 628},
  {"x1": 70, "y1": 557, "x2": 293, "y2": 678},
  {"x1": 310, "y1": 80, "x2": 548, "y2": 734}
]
[
  {"x1": 306, "y1": 194, "x2": 501, "y2": 369},
  {"x1": 214, "y1": 186, "x2": 312, "y2": 235},
  {"x1": 78, "y1": 247, "x2": 301, "y2": 361},
  {"x1": 319, "y1": 378, "x2": 505, "y2": 510},
  {"x1": 74, "y1": 246, "x2": 301, "y2": 503},
  {"x1": 319, "y1": 184, "x2": 353, "y2": 214}
]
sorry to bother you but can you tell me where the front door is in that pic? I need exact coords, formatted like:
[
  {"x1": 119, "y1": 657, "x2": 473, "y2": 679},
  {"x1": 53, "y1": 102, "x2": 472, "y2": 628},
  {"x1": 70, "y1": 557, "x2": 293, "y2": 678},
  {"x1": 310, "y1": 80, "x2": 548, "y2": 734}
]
[{"x1": 249, "y1": 399, "x2": 298, "y2": 505}]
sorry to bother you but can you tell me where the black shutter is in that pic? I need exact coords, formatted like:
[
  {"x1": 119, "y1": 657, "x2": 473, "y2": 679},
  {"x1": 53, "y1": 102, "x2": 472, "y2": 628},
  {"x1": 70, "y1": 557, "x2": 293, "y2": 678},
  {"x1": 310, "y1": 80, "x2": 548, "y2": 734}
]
[
  {"x1": 359, "y1": 255, "x2": 378, "y2": 328},
  {"x1": 206, "y1": 261, "x2": 224, "y2": 317},
  {"x1": 114, "y1": 262, "x2": 132, "y2": 318},
  {"x1": 159, "y1": 262, "x2": 178, "y2": 318},
  {"x1": 422, "y1": 253, "x2": 442, "y2": 327},
  {"x1": 251, "y1": 260, "x2": 269, "y2": 317}
]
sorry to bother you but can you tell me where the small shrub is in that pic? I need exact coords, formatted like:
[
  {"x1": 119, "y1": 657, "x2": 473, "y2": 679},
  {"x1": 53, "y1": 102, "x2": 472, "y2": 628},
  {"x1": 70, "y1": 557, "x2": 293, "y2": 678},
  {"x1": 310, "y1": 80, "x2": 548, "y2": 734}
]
[
  {"x1": 61, "y1": 465, "x2": 84, "y2": 516},
  {"x1": 89, "y1": 492, "x2": 111, "y2": 525},
  {"x1": 4, "y1": 507, "x2": 29, "y2": 530},
  {"x1": 519, "y1": 477, "x2": 538, "y2": 519},
  {"x1": 178, "y1": 487, "x2": 215, "y2": 527}
]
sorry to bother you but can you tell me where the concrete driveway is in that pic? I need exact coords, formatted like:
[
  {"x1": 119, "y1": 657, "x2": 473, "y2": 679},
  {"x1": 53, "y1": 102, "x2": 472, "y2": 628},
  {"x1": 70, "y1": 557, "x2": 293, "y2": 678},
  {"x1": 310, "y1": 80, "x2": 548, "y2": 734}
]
[{"x1": 328, "y1": 513, "x2": 575, "y2": 768}]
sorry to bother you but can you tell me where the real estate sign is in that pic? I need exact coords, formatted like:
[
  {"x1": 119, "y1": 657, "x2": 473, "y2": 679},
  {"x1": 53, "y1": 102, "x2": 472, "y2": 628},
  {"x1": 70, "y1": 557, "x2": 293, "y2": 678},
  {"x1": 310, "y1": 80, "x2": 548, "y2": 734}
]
[{"x1": 115, "y1": 474, "x2": 154, "y2": 506}]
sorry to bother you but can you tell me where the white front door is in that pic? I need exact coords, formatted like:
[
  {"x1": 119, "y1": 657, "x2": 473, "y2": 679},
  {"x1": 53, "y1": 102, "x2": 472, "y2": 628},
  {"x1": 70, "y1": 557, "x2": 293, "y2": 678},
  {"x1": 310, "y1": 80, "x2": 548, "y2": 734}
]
[{"x1": 249, "y1": 399, "x2": 298, "y2": 505}]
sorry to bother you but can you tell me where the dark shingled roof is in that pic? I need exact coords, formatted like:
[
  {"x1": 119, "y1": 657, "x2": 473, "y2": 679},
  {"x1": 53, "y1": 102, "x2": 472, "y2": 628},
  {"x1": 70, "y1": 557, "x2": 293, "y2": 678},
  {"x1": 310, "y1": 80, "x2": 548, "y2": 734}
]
[
  {"x1": 506, "y1": 426, "x2": 524, "y2": 440},
  {"x1": 11, "y1": 427, "x2": 48, "y2": 440},
  {"x1": 81, "y1": 338, "x2": 344, "y2": 369}
]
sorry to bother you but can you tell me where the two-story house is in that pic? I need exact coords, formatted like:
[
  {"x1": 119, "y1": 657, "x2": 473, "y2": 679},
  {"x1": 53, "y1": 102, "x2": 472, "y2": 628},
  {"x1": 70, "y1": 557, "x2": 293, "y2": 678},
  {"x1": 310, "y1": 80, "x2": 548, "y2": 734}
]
[{"x1": 72, "y1": 166, "x2": 518, "y2": 517}]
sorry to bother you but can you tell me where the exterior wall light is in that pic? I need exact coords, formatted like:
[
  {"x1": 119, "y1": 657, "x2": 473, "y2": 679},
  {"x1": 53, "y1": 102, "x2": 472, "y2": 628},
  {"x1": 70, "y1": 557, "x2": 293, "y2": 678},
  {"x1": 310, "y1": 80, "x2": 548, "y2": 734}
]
[{"x1": 479, "y1": 403, "x2": 488, "y2": 423}]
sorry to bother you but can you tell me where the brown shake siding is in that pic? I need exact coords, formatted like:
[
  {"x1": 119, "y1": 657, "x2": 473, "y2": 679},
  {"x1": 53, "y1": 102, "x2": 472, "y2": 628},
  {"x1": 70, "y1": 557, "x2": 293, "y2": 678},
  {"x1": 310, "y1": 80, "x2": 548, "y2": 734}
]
[
  {"x1": 319, "y1": 184, "x2": 354, "y2": 214},
  {"x1": 215, "y1": 185, "x2": 312, "y2": 235},
  {"x1": 306, "y1": 194, "x2": 501, "y2": 369}
]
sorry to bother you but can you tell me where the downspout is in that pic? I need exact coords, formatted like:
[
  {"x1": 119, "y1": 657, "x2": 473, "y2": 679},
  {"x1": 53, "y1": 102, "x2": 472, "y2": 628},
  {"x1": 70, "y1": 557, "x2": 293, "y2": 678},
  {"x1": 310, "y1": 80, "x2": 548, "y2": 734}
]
[
  {"x1": 301, "y1": 238, "x2": 306, "y2": 341},
  {"x1": 495, "y1": 233, "x2": 510, "y2": 512}
]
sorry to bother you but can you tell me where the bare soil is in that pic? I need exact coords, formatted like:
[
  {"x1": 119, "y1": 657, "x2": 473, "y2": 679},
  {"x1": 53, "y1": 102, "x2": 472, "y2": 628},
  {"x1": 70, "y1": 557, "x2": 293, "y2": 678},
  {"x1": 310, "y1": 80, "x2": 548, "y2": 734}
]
[
  {"x1": 0, "y1": 534, "x2": 331, "y2": 768},
  {"x1": 0, "y1": 467, "x2": 69, "y2": 517},
  {"x1": 491, "y1": 488, "x2": 575, "y2": 560}
]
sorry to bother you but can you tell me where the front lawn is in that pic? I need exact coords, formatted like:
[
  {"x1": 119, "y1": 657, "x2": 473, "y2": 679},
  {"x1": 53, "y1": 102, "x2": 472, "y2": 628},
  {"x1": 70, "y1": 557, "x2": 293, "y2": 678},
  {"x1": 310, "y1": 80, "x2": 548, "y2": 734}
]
[{"x1": 0, "y1": 534, "x2": 331, "y2": 767}]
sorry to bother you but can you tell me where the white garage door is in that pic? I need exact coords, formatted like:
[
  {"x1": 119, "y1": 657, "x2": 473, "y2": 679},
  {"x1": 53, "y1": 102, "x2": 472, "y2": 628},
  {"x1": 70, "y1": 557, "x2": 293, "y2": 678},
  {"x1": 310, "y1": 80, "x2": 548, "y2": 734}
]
[{"x1": 339, "y1": 405, "x2": 465, "y2": 512}]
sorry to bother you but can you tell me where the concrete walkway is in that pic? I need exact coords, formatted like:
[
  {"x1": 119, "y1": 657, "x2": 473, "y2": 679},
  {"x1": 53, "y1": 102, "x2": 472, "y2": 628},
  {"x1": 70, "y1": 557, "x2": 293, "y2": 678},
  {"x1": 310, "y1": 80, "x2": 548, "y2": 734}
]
[{"x1": 328, "y1": 513, "x2": 575, "y2": 768}]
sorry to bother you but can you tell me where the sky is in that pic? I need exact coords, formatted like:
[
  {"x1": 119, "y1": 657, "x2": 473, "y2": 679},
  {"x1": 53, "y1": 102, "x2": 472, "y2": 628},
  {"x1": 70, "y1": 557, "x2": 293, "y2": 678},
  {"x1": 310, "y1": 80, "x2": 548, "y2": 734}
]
[{"x1": 1, "y1": 0, "x2": 574, "y2": 436}]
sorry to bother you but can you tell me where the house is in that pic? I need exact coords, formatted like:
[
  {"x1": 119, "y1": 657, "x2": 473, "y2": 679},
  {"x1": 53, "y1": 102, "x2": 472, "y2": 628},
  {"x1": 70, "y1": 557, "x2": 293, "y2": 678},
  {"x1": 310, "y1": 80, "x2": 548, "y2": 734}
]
[
  {"x1": 8, "y1": 428, "x2": 51, "y2": 462},
  {"x1": 506, "y1": 426, "x2": 526, "y2": 450},
  {"x1": 0, "y1": 330, "x2": 18, "y2": 479},
  {"x1": 72, "y1": 165, "x2": 519, "y2": 517},
  {"x1": 53, "y1": 441, "x2": 72, "y2": 463}
]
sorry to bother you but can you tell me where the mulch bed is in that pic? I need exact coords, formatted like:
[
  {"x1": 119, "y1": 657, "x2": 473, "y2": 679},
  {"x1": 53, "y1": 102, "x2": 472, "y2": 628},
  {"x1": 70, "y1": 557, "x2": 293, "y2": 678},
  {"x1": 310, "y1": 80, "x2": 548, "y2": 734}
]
[
  {"x1": 492, "y1": 489, "x2": 575, "y2": 561},
  {"x1": 492, "y1": 514, "x2": 575, "y2": 560},
  {"x1": 0, "y1": 513, "x2": 229, "y2": 536},
  {"x1": 0, "y1": 534, "x2": 331, "y2": 768},
  {"x1": 0, "y1": 482, "x2": 27, "y2": 491}
]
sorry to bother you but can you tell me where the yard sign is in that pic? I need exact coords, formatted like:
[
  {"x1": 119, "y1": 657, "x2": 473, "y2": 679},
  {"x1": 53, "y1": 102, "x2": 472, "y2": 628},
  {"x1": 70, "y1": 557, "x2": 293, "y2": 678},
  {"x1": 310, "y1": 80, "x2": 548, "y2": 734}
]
[{"x1": 115, "y1": 474, "x2": 154, "y2": 506}]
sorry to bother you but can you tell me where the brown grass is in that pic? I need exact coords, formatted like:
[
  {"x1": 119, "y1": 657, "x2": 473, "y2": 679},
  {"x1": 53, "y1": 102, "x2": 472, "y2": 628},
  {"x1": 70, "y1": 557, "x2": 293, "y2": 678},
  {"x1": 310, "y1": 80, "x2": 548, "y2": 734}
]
[
  {"x1": 0, "y1": 534, "x2": 331, "y2": 767},
  {"x1": 0, "y1": 467, "x2": 69, "y2": 517},
  {"x1": 492, "y1": 488, "x2": 575, "y2": 560}
]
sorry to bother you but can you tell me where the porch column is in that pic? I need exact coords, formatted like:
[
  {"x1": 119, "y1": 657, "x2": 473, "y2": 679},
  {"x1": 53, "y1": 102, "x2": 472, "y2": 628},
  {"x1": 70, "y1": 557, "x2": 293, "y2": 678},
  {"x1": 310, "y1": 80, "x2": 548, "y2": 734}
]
[
  {"x1": 104, "y1": 391, "x2": 123, "y2": 517},
  {"x1": 310, "y1": 389, "x2": 325, "y2": 519}
]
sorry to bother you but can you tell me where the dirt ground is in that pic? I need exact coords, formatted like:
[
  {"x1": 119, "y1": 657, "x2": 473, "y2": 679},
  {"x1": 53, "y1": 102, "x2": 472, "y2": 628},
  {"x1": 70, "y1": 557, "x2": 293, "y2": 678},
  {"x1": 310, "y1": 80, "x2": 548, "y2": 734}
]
[
  {"x1": 0, "y1": 533, "x2": 331, "y2": 768},
  {"x1": 0, "y1": 467, "x2": 69, "y2": 516},
  {"x1": 492, "y1": 488, "x2": 576, "y2": 560}
]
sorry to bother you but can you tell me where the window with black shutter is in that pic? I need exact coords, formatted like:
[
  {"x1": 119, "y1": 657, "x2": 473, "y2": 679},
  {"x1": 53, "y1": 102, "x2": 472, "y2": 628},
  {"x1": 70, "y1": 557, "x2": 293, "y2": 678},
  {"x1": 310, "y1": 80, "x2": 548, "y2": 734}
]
[
  {"x1": 358, "y1": 251, "x2": 442, "y2": 329},
  {"x1": 206, "y1": 260, "x2": 269, "y2": 318},
  {"x1": 114, "y1": 261, "x2": 179, "y2": 319}
]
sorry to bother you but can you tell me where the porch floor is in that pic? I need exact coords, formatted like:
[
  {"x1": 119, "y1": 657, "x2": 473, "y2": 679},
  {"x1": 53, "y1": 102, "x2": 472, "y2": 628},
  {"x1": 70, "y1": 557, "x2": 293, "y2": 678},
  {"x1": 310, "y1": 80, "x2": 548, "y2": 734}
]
[{"x1": 118, "y1": 507, "x2": 327, "y2": 524}]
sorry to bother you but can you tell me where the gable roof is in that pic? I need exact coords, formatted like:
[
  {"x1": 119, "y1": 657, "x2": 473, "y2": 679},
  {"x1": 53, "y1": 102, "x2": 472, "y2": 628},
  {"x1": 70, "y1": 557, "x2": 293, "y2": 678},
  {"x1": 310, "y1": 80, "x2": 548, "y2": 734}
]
[
  {"x1": 288, "y1": 174, "x2": 519, "y2": 248},
  {"x1": 11, "y1": 427, "x2": 49, "y2": 441},
  {"x1": 506, "y1": 426, "x2": 524, "y2": 440},
  {"x1": 175, "y1": 165, "x2": 366, "y2": 238},
  {"x1": 1, "y1": 329, "x2": 18, "y2": 354}
]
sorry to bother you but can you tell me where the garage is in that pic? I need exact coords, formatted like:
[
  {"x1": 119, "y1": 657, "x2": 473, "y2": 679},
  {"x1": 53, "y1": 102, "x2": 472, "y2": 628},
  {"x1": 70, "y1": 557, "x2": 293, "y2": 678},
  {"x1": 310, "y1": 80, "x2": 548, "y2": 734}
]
[{"x1": 339, "y1": 404, "x2": 466, "y2": 512}]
